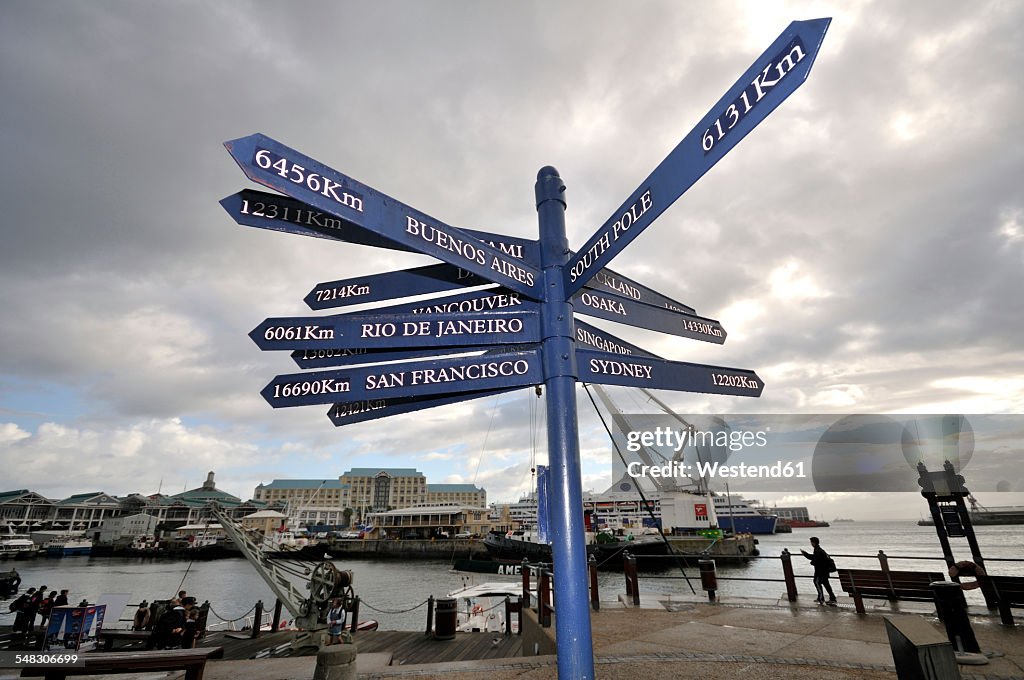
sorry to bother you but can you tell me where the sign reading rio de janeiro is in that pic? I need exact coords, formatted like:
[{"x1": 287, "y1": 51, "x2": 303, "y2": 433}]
[{"x1": 223, "y1": 18, "x2": 829, "y2": 680}]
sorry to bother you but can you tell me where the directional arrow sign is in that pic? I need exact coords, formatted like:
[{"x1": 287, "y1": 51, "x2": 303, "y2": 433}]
[
  {"x1": 262, "y1": 348, "x2": 542, "y2": 408},
  {"x1": 224, "y1": 135, "x2": 544, "y2": 298},
  {"x1": 581, "y1": 269, "x2": 694, "y2": 314},
  {"x1": 252, "y1": 310, "x2": 540, "y2": 351},
  {"x1": 565, "y1": 18, "x2": 830, "y2": 295},
  {"x1": 339, "y1": 286, "x2": 534, "y2": 317},
  {"x1": 305, "y1": 263, "x2": 491, "y2": 311},
  {"x1": 577, "y1": 349, "x2": 763, "y2": 397},
  {"x1": 221, "y1": 189, "x2": 409, "y2": 252},
  {"x1": 328, "y1": 388, "x2": 519, "y2": 427},
  {"x1": 293, "y1": 345, "x2": 494, "y2": 370},
  {"x1": 573, "y1": 320, "x2": 661, "y2": 359},
  {"x1": 222, "y1": 189, "x2": 541, "y2": 264},
  {"x1": 572, "y1": 289, "x2": 726, "y2": 344}
]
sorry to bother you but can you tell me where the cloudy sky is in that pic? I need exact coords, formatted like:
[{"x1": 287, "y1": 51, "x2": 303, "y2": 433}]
[{"x1": 1, "y1": 1, "x2": 1021, "y2": 521}]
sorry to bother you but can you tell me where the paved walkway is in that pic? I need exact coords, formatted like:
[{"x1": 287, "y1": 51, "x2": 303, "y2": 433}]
[{"x1": 4, "y1": 595, "x2": 1021, "y2": 679}]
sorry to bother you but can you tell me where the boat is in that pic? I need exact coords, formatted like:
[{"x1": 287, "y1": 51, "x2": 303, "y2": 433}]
[
  {"x1": 918, "y1": 505, "x2": 1024, "y2": 526},
  {"x1": 0, "y1": 537, "x2": 36, "y2": 559},
  {"x1": 917, "y1": 495, "x2": 1024, "y2": 526},
  {"x1": 778, "y1": 519, "x2": 830, "y2": 529},
  {"x1": 481, "y1": 528, "x2": 669, "y2": 569},
  {"x1": 449, "y1": 582, "x2": 523, "y2": 634},
  {"x1": 44, "y1": 536, "x2": 92, "y2": 557},
  {"x1": 712, "y1": 495, "x2": 778, "y2": 535},
  {"x1": 482, "y1": 529, "x2": 567, "y2": 563}
]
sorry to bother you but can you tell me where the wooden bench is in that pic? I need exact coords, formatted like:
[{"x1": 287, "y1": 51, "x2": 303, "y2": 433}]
[
  {"x1": 96, "y1": 629, "x2": 152, "y2": 650},
  {"x1": 981, "y1": 574, "x2": 1024, "y2": 625},
  {"x1": 836, "y1": 568, "x2": 946, "y2": 614},
  {"x1": 20, "y1": 646, "x2": 223, "y2": 680}
]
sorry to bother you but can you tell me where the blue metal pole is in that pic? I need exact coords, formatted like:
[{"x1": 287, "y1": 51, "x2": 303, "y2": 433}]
[{"x1": 535, "y1": 166, "x2": 595, "y2": 679}]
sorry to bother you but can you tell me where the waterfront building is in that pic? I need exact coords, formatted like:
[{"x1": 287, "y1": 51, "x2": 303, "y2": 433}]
[
  {"x1": 366, "y1": 505, "x2": 491, "y2": 539},
  {"x1": 2, "y1": 471, "x2": 253, "y2": 535},
  {"x1": 341, "y1": 468, "x2": 427, "y2": 516},
  {"x1": 96, "y1": 512, "x2": 160, "y2": 545},
  {"x1": 241, "y1": 509, "x2": 290, "y2": 535},
  {"x1": 426, "y1": 483, "x2": 486, "y2": 508},
  {"x1": 51, "y1": 492, "x2": 122, "y2": 532},
  {"x1": 252, "y1": 479, "x2": 347, "y2": 527},
  {"x1": 0, "y1": 489, "x2": 55, "y2": 529}
]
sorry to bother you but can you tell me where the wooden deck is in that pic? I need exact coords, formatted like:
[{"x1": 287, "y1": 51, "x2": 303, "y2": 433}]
[
  {"x1": 2, "y1": 626, "x2": 523, "y2": 666},
  {"x1": 347, "y1": 630, "x2": 522, "y2": 665}
]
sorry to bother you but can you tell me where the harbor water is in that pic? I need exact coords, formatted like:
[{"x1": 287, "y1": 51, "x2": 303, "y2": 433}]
[{"x1": 2, "y1": 522, "x2": 1022, "y2": 631}]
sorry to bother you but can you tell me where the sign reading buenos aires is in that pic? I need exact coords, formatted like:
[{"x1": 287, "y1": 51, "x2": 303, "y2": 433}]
[
  {"x1": 224, "y1": 134, "x2": 544, "y2": 299},
  {"x1": 262, "y1": 348, "x2": 543, "y2": 408},
  {"x1": 564, "y1": 18, "x2": 830, "y2": 295},
  {"x1": 251, "y1": 309, "x2": 540, "y2": 351}
]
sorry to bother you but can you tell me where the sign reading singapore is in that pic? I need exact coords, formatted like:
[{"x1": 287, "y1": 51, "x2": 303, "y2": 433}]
[{"x1": 223, "y1": 17, "x2": 829, "y2": 680}]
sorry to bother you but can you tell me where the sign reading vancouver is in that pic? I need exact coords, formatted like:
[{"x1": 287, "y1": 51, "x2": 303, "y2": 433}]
[{"x1": 225, "y1": 18, "x2": 828, "y2": 680}]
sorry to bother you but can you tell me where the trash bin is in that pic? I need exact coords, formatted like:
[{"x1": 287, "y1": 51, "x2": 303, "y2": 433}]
[{"x1": 434, "y1": 597, "x2": 457, "y2": 640}]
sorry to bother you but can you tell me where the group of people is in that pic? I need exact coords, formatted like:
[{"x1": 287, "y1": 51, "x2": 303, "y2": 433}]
[
  {"x1": 142, "y1": 589, "x2": 205, "y2": 650},
  {"x1": 9, "y1": 577, "x2": 72, "y2": 637}
]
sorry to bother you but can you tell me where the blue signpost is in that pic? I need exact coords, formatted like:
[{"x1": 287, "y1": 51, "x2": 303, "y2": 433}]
[{"x1": 224, "y1": 18, "x2": 828, "y2": 679}]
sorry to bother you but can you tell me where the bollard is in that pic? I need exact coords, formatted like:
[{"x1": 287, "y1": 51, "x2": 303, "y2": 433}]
[
  {"x1": 624, "y1": 552, "x2": 640, "y2": 606},
  {"x1": 434, "y1": 597, "x2": 457, "y2": 640},
  {"x1": 538, "y1": 569, "x2": 552, "y2": 627},
  {"x1": 425, "y1": 595, "x2": 434, "y2": 636},
  {"x1": 349, "y1": 596, "x2": 360, "y2": 636},
  {"x1": 251, "y1": 600, "x2": 263, "y2": 639},
  {"x1": 504, "y1": 595, "x2": 511, "y2": 636},
  {"x1": 313, "y1": 643, "x2": 357, "y2": 680},
  {"x1": 521, "y1": 558, "x2": 531, "y2": 608},
  {"x1": 780, "y1": 549, "x2": 798, "y2": 602},
  {"x1": 589, "y1": 553, "x2": 600, "y2": 611},
  {"x1": 271, "y1": 598, "x2": 283, "y2": 632},
  {"x1": 931, "y1": 581, "x2": 981, "y2": 654},
  {"x1": 699, "y1": 559, "x2": 718, "y2": 602}
]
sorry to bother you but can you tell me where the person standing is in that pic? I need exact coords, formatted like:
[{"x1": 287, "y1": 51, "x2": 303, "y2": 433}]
[
  {"x1": 11, "y1": 588, "x2": 35, "y2": 636},
  {"x1": 801, "y1": 536, "x2": 837, "y2": 605},
  {"x1": 38, "y1": 590, "x2": 57, "y2": 630},
  {"x1": 180, "y1": 600, "x2": 199, "y2": 649},
  {"x1": 327, "y1": 598, "x2": 347, "y2": 645},
  {"x1": 25, "y1": 585, "x2": 46, "y2": 633},
  {"x1": 148, "y1": 599, "x2": 185, "y2": 649},
  {"x1": 54, "y1": 589, "x2": 69, "y2": 608}
]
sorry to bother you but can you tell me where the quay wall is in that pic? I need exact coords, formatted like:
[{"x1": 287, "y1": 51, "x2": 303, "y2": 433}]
[{"x1": 324, "y1": 538, "x2": 489, "y2": 560}]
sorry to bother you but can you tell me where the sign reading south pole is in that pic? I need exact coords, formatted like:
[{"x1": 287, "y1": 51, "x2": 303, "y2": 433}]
[{"x1": 565, "y1": 18, "x2": 830, "y2": 295}]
